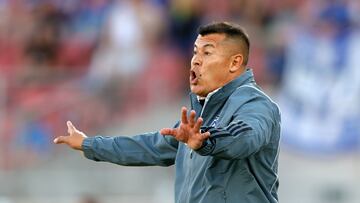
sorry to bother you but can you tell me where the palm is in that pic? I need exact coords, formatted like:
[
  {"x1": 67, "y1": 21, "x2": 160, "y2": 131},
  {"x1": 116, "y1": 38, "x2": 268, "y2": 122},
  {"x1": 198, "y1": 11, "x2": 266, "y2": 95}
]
[{"x1": 160, "y1": 107, "x2": 210, "y2": 150}]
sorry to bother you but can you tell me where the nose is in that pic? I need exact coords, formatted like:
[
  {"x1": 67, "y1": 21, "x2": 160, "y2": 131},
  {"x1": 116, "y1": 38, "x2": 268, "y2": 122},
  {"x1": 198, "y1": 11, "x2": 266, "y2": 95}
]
[{"x1": 191, "y1": 55, "x2": 201, "y2": 67}]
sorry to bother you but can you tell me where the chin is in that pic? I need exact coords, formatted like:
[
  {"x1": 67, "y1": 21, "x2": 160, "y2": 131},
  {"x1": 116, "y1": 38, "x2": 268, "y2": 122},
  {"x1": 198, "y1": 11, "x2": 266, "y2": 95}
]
[
  {"x1": 190, "y1": 86, "x2": 207, "y2": 97},
  {"x1": 190, "y1": 86, "x2": 200, "y2": 95}
]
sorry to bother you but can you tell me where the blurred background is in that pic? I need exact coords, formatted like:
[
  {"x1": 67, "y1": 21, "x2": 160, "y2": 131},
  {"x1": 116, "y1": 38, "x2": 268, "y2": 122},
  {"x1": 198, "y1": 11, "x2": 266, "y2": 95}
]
[{"x1": 0, "y1": 0, "x2": 359, "y2": 202}]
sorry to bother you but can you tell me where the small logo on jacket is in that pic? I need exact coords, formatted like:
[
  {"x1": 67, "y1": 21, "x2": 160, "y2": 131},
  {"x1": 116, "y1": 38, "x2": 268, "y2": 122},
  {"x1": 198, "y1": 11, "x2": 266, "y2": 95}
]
[{"x1": 210, "y1": 116, "x2": 220, "y2": 127}]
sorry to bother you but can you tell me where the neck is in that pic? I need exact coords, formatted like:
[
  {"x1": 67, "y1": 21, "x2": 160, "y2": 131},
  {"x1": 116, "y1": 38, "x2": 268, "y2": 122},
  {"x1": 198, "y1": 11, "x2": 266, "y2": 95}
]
[{"x1": 223, "y1": 67, "x2": 246, "y2": 87}]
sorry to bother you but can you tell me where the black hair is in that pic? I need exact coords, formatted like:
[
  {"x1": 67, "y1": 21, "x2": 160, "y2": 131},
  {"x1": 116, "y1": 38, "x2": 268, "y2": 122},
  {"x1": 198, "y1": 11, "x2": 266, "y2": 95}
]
[{"x1": 198, "y1": 22, "x2": 250, "y2": 65}]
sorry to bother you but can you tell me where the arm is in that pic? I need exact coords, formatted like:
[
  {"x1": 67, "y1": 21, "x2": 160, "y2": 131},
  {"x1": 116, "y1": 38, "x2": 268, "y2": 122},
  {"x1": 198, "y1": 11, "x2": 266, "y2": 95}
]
[
  {"x1": 82, "y1": 132, "x2": 178, "y2": 166},
  {"x1": 161, "y1": 96, "x2": 279, "y2": 160},
  {"x1": 196, "y1": 97, "x2": 278, "y2": 159},
  {"x1": 54, "y1": 121, "x2": 179, "y2": 166}
]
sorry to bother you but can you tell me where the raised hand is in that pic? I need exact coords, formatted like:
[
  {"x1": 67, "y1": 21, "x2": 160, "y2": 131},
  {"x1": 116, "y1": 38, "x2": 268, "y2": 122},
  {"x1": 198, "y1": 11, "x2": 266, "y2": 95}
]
[
  {"x1": 160, "y1": 107, "x2": 210, "y2": 150},
  {"x1": 53, "y1": 121, "x2": 87, "y2": 150}
]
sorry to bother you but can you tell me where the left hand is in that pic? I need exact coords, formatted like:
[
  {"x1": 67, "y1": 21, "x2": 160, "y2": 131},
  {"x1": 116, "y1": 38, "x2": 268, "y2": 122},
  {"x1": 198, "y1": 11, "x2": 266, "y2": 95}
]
[
  {"x1": 160, "y1": 107, "x2": 210, "y2": 150},
  {"x1": 53, "y1": 121, "x2": 87, "y2": 150}
]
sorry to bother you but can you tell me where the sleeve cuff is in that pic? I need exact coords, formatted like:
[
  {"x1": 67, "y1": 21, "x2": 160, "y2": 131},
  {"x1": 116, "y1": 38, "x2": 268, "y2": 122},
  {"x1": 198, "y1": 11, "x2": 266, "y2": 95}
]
[
  {"x1": 195, "y1": 138, "x2": 215, "y2": 156},
  {"x1": 82, "y1": 137, "x2": 97, "y2": 160}
]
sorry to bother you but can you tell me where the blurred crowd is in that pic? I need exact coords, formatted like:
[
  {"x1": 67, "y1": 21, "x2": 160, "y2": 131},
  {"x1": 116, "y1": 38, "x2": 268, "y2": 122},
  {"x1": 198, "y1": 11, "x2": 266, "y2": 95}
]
[{"x1": 0, "y1": 0, "x2": 359, "y2": 169}]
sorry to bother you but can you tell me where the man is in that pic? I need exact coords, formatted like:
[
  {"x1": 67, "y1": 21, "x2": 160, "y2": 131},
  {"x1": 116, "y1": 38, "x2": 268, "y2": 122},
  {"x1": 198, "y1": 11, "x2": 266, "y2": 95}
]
[{"x1": 54, "y1": 22, "x2": 281, "y2": 203}]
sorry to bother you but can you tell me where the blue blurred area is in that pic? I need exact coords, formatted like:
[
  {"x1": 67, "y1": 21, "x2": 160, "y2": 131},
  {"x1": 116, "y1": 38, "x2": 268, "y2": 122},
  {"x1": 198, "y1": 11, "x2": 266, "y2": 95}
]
[
  {"x1": 278, "y1": 1, "x2": 360, "y2": 154},
  {"x1": 21, "y1": 120, "x2": 52, "y2": 155}
]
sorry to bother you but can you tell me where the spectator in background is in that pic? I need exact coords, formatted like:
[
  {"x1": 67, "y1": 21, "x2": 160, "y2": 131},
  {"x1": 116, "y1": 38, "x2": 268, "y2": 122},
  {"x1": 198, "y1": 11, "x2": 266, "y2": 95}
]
[
  {"x1": 87, "y1": 0, "x2": 166, "y2": 112},
  {"x1": 56, "y1": 0, "x2": 110, "y2": 70},
  {"x1": 0, "y1": 1, "x2": 30, "y2": 75},
  {"x1": 54, "y1": 22, "x2": 281, "y2": 203},
  {"x1": 87, "y1": 0, "x2": 163, "y2": 82},
  {"x1": 168, "y1": 0, "x2": 201, "y2": 56},
  {"x1": 24, "y1": 2, "x2": 65, "y2": 68},
  {"x1": 279, "y1": 1, "x2": 360, "y2": 153}
]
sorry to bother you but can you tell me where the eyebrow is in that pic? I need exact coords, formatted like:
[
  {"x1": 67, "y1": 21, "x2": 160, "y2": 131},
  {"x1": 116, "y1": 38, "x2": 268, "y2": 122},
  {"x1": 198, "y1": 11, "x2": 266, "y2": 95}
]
[{"x1": 194, "y1": 43, "x2": 216, "y2": 49}]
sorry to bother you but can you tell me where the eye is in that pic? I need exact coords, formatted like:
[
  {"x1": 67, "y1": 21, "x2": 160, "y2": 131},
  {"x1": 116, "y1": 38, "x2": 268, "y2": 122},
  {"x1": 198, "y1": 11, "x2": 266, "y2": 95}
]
[
  {"x1": 204, "y1": 51, "x2": 211, "y2": 56},
  {"x1": 193, "y1": 50, "x2": 197, "y2": 55}
]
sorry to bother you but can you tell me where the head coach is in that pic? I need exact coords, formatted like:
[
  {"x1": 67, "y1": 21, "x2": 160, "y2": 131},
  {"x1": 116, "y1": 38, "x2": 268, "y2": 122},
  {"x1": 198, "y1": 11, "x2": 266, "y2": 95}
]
[{"x1": 54, "y1": 21, "x2": 281, "y2": 203}]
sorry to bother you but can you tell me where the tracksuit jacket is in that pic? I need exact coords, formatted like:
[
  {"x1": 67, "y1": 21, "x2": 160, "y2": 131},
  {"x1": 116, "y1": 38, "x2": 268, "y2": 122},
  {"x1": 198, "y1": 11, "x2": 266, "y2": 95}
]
[{"x1": 82, "y1": 69, "x2": 281, "y2": 203}]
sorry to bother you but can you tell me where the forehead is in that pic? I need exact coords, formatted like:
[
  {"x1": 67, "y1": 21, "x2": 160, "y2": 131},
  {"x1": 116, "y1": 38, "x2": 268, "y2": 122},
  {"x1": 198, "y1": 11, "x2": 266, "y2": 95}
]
[{"x1": 194, "y1": 33, "x2": 226, "y2": 48}]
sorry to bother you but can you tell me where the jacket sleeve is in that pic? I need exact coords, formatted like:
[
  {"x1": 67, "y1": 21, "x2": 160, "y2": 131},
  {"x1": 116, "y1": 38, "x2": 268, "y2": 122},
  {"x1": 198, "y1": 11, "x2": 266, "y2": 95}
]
[
  {"x1": 195, "y1": 94, "x2": 280, "y2": 160},
  {"x1": 82, "y1": 123, "x2": 179, "y2": 167}
]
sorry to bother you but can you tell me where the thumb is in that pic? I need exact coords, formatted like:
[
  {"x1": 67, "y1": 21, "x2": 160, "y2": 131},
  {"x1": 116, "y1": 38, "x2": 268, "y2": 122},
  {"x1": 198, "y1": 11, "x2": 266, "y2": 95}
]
[
  {"x1": 202, "y1": 131, "x2": 211, "y2": 140},
  {"x1": 53, "y1": 136, "x2": 69, "y2": 144},
  {"x1": 160, "y1": 128, "x2": 177, "y2": 136},
  {"x1": 67, "y1": 121, "x2": 77, "y2": 134}
]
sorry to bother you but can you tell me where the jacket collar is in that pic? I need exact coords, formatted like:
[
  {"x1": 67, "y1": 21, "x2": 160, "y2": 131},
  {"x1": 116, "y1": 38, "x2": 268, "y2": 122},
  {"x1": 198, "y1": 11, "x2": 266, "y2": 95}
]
[
  {"x1": 190, "y1": 68, "x2": 255, "y2": 106},
  {"x1": 190, "y1": 69, "x2": 255, "y2": 100}
]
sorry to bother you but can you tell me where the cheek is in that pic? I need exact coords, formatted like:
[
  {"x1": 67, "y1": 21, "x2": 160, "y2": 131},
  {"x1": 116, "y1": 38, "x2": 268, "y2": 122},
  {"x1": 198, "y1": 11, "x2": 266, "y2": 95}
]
[{"x1": 201, "y1": 61, "x2": 224, "y2": 80}]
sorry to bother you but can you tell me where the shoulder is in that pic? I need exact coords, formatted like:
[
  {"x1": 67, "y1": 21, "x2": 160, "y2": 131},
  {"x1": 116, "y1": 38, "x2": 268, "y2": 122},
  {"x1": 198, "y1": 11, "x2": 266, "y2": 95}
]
[{"x1": 229, "y1": 84, "x2": 281, "y2": 118}]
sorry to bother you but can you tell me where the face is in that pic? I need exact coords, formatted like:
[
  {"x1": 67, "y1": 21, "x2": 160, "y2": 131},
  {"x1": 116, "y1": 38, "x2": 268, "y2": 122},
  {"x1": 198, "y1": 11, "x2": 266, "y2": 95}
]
[{"x1": 190, "y1": 33, "x2": 234, "y2": 97}]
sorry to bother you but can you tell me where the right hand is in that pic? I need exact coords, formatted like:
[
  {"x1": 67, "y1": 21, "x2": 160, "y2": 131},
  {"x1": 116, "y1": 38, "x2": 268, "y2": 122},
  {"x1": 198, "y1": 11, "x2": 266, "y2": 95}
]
[
  {"x1": 160, "y1": 107, "x2": 210, "y2": 150},
  {"x1": 53, "y1": 121, "x2": 87, "y2": 150}
]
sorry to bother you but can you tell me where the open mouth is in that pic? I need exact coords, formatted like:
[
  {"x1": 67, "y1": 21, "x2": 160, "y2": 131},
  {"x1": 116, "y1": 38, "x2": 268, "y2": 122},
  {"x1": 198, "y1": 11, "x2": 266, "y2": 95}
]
[{"x1": 190, "y1": 70, "x2": 198, "y2": 84}]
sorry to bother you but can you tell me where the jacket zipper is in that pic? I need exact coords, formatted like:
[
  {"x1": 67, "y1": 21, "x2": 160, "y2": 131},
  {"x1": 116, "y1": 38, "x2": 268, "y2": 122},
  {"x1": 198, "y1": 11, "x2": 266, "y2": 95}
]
[
  {"x1": 190, "y1": 96, "x2": 210, "y2": 159},
  {"x1": 186, "y1": 96, "x2": 211, "y2": 202}
]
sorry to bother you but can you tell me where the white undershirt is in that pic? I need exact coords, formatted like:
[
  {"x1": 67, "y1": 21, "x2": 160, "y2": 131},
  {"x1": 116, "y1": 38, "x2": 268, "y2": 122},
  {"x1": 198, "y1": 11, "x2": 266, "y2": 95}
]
[{"x1": 197, "y1": 88, "x2": 221, "y2": 102}]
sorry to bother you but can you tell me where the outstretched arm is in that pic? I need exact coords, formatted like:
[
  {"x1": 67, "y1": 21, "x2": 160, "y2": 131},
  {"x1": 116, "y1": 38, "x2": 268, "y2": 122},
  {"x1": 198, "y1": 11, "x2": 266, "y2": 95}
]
[{"x1": 54, "y1": 121, "x2": 178, "y2": 166}]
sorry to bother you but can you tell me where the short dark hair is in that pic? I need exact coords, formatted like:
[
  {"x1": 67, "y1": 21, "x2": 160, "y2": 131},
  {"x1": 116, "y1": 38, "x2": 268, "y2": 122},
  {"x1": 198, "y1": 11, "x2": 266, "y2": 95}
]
[{"x1": 198, "y1": 22, "x2": 250, "y2": 65}]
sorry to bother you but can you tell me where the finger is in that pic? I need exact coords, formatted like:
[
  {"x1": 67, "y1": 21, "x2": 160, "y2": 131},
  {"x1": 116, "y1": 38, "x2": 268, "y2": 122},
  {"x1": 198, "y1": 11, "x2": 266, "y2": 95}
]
[
  {"x1": 160, "y1": 128, "x2": 177, "y2": 136},
  {"x1": 194, "y1": 117, "x2": 203, "y2": 131},
  {"x1": 181, "y1": 107, "x2": 188, "y2": 124},
  {"x1": 53, "y1": 136, "x2": 68, "y2": 144},
  {"x1": 67, "y1": 121, "x2": 76, "y2": 134},
  {"x1": 189, "y1": 110, "x2": 196, "y2": 127},
  {"x1": 201, "y1": 132, "x2": 211, "y2": 140}
]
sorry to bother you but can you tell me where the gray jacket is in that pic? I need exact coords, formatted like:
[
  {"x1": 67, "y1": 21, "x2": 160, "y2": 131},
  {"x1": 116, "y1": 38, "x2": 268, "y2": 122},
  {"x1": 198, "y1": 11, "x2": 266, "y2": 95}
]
[{"x1": 82, "y1": 69, "x2": 281, "y2": 203}]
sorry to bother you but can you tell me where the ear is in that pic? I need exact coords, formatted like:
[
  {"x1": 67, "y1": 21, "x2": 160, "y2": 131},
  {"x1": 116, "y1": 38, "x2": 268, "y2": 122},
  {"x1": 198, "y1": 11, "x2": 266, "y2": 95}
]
[{"x1": 229, "y1": 54, "x2": 244, "y2": 73}]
